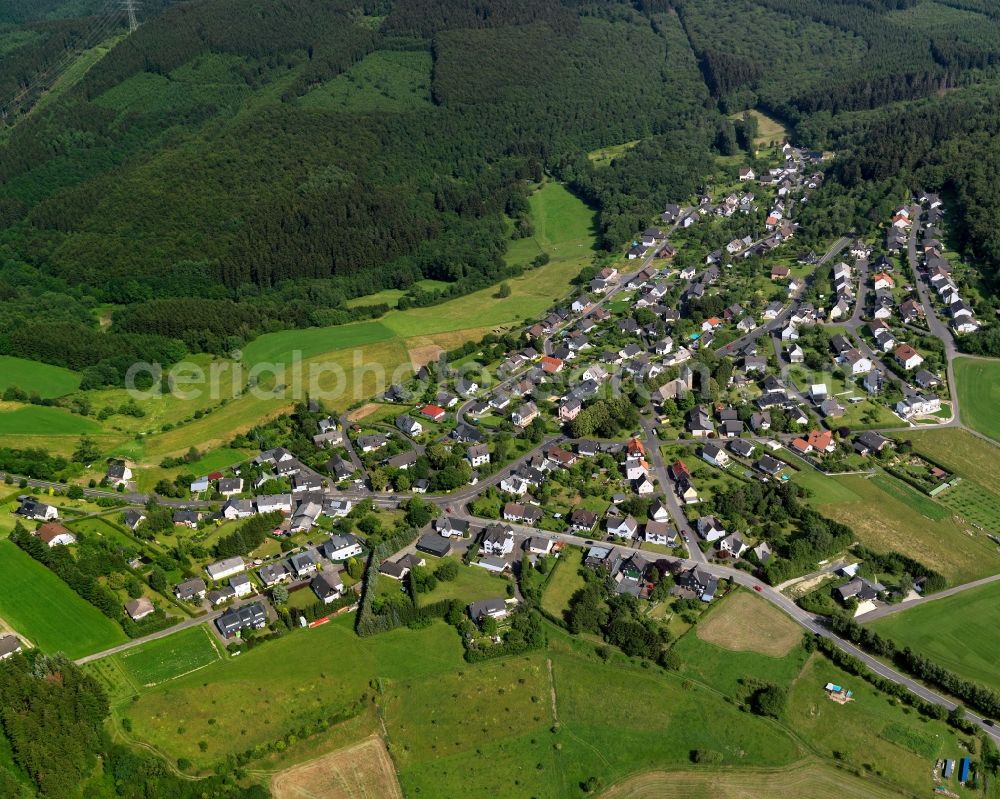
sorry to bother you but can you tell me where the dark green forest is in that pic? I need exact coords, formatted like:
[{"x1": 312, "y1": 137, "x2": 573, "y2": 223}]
[{"x1": 5, "y1": 0, "x2": 1000, "y2": 383}]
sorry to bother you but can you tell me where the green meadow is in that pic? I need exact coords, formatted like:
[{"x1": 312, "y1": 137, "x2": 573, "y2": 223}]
[
  {"x1": 871, "y1": 580, "x2": 1000, "y2": 694},
  {"x1": 0, "y1": 541, "x2": 125, "y2": 658},
  {"x1": 953, "y1": 357, "x2": 1000, "y2": 443},
  {"x1": 0, "y1": 405, "x2": 99, "y2": 435},
  {"x1": 0, "y1": 355, "x2": 81, "y2": 398}
]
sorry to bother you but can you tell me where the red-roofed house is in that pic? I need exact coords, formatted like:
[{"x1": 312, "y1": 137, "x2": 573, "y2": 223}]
[
  {"x1": 37, "y1": 522, "x2": 76, "y2": 548},
  {"x1": 420, "y1": 404, "x2": 446, "y2": 422},
  {"x1": 872, "y1": 272, "x2": 895, "y2": 290},
  {"x1": 540, "y1": 356, "x2": 563, "y2": 375},
  {"x1": 806, "y1": 429, "x2": 835, "y2": 453},
  {"x1": 894, "y1": 344, "x2": 924, "y2": 370}
]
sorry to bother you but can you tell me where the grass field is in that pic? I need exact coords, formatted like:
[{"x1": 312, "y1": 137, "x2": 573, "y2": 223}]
[
  {"x1": 241, "y1": 321, "x2": 398, "y2": 369},
  {"x1": 541, "y1": 546, "x2": 587, "y2": 620},
  {"x1": 0, "y1": 405, "x2": 100, "y2": 435},
  {"x1": 114, "y1": 626, "x2": 221, "y2": 688},
  {"x1": 0, "y1": 540, "x2": 125, "y2": 658},
  {"x1": 786, "y1": 654, "x2": 975, "y2": 798},
  {"x1": 871, "y1": 580, "x2": 1000, "y2": 693},
  {"x1": 953, "y1": 357, "x2": 1000, "y2": 443},
  {"x1": 728, "y1": 109, "x2": 790, "y2": 149},
  {"x1": 587, "y1": 140, "x2": 640, "y2": 168},
  {"x1": 271, "y1": 735, "x2": 402, "y2": 799},
  {"x1": 696, "y1": 591, "x2": 802, "y2": 657},
  {"x1": 122, "y1": 616, "x2": 463, "y2": 769},
  {"x1": 806, "y1": 473, "x2": 1000, "y2": 584},
  {"x1": 791, "y1": 467, "x2": 862, "y2": 504},
  {"x1": 0, "y1": 355, "x2": 80, "y2": 398},
  {"x1": 599, "y1": 760, "x2": 912, "y2": 799},
  {"x1": 299, "y1": 50, "x2": 432, "y2": 113}
]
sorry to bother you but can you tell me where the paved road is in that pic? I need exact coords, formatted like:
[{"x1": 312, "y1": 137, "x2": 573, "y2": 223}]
[
  {"x1": 907, "y1": 206, "x2": 961, "y2": 415},
  {"x1": 75, "y1": 609, "x2": 222, "y2": 665},
  {"x1": 442, "y1": 511, "x2": 1000, "y2": 743},
  {"x1": 639, "y1": 415, "x2": 705, "y2": 563}
]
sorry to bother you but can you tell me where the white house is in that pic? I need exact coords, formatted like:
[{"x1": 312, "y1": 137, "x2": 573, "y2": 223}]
[
  {"x1": 206, "y1": 556, "x2": 246, "y2": 582},
  {"x1": 696, "y1": 515, "x2": 726, "y2": 542},
  {"x1": 481, "y1": 524, "x2": 515, "y2": 556},
  {"x1": 608, "y1": 515, "x2": 639, "y2": 539},
  {"x1": 467, "y1": 444, "x2": 491, "y2": 467},
  {"x1": 701, "y1": 443, "x2": 730, "y2": 469},
  {"x1": 255, "y1": 494, "x2": 293, "y2": 514},
  {"x1": 894, "y1": 344, "x2": 924, "y2": 370},
  {"x1": 230, "y1": 573, "x2": 254, "y2": 598}
]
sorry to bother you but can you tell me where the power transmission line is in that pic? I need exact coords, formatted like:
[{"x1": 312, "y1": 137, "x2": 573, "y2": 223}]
[
  {"x1": 124, "y1": 0, "x2": 139, "y2": 33},
  {"x1": 0, "y1": 0, "x2": 128, "y2": 123}
]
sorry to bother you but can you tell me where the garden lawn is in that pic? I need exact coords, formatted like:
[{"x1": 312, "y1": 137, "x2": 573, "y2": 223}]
[
  {"x1": 416, "y1": 557, "x2": 509, "y2": 606},
  {"x1": 0, "y1": 356, "x2": 80, "y2": 398},
  {"x1": 953, "y1": 356, "x2": 1000, "y2": 443},
  {"x1": 871, "y1": 580, "x2": 1000, "y2": 694},
  {"x1": 540, "y1": 546, "x2": 587, "y2": 621},
  {"x1": 0, "y1": 541, "x2": 125, "y2": 658}
]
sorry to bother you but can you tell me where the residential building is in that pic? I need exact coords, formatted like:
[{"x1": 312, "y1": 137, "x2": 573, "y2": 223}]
[
  {"x1": 216, "y1": 602, "x2": 267, "y2": 638},
  {"x1": 206, "y1": 556, "x2": 246, "y2": 582}
]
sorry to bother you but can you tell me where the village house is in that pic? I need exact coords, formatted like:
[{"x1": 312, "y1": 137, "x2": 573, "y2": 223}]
[
  {"x1": 481, "y1": 523, "x2": 515, "y2": 556},
  {"x1": 512, "y1": 402, "x2": 538, "y2": 428},
  {"x1": 36, "y1": 522, "x2": 76, "y2": 548},
  {"x1": 701, "y1": 442, "x2": 730, "y2": 469},
  {"x1": 894, "y1": 344, "x2": 924, "y2": 370},
  {"x1": 312, "y1": 571, "x2": 344, "y2": 604},
  {"x1": 608, "y1": 515, "x2": 639, "y2": 539}
]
